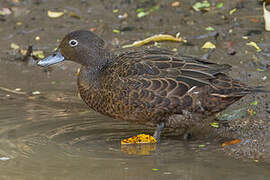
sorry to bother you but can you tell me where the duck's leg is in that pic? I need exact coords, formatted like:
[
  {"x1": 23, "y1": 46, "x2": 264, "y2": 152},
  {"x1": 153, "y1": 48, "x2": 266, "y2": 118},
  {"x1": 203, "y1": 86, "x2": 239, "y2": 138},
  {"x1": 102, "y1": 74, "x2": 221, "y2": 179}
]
[{"x1": 153, "y1": 122, "x2": 165, "y2": 143}]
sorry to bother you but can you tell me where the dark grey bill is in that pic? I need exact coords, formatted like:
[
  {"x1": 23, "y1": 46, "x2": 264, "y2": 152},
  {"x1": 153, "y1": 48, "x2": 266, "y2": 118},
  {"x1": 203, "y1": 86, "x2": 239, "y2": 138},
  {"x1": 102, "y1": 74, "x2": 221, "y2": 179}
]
[{"x1": 37, "y1": 50, "x2": 65, "y2": 67}]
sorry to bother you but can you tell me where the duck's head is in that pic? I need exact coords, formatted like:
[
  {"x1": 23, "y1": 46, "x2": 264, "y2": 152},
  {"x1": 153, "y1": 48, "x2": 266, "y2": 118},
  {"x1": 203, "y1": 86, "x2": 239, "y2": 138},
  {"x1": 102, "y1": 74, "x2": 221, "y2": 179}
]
[{"x1": 38, "y1": 30, "x2": 107, "y2": 67}]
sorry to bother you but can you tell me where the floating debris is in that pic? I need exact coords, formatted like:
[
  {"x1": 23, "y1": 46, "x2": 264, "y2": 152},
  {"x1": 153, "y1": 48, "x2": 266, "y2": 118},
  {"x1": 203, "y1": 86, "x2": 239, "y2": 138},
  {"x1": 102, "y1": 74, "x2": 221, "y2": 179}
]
[
  {"x1": 122, "y1": 34, "x2": 185, "y2": 48},
  {"x1": 47, "y1": 10, "x2": 64, "y2": 18},
  {"x1": 198, "y1": 144, "x2": 206, "y2": 148},
  {"x1": 121, "y1": 134, "x2": 157, "y2": 144}
]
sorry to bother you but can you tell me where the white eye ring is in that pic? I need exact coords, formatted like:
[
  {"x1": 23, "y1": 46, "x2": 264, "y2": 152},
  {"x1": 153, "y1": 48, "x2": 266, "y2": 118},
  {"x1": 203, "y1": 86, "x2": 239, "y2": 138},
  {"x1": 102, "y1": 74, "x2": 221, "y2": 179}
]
[{"x1": 69, "y1": 39, "x2": 78, "y2": 47}]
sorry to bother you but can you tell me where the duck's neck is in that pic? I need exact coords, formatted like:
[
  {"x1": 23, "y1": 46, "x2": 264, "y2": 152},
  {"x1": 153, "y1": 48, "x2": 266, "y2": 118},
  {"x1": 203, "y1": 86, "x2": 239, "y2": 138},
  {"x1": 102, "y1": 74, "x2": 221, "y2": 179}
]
[{"x1": 77, "y1": 54, "x2": 114, "y2": 90}]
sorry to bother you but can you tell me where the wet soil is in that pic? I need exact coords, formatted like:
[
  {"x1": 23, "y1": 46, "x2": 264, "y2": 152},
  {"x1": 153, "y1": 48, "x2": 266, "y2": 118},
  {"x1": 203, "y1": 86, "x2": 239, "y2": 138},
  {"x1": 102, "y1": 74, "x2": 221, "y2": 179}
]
[{"x1": 0, "y1": 0, "x2": 270, "y2": 179}]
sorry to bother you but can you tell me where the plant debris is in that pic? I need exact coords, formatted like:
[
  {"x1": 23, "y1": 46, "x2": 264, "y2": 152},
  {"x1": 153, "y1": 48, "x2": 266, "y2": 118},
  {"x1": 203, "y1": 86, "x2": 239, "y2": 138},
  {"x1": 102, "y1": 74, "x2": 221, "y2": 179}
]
[
  {"x1": 122, "y1": 34, "x2": 185, "y2": 48},
  {"x1": 47, "y1": 10, "x2": 65, "y2": 18},
  {"x1": 222, "y1": 139, "x2": 242, "y2": 147},
  {"x1": 202, "y1": 41, "x2": 216, "y2": 49},
  {"x1": 136, "y1": 5, "x2": 159, "y2": 18},
  {"x1": 246, "y1": 41, "x2": 261, "y2": 52},
  {"x1": 121, "y1": 134, "x2": 157, "y2": 144},
  {"x1": 192, "y1": 1, "x2": 210, "y2": 11}
]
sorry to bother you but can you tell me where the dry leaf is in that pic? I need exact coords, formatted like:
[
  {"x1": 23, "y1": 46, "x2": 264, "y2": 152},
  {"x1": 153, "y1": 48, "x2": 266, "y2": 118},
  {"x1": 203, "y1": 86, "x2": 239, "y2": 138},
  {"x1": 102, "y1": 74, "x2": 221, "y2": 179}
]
[
  {"x1": 171, "y1": 1, "x2": 180, "y2": 7},
  {"x1": 222, "y1": 139, "x2": 242, "y2": 147},
  {"x1": 246, "y1": 41, "x2": 261, "y2": 52},
  {"x1": 122, "y1": 34, "x2": 185, "y2": 48},
  {"x1": 47, "y1": 10, "x2": 64, "y2": 18},
  {"x1": 10, "y1": 43, "x2": 20, "y2": 50},
  {"x1": 121, "y1": 134, "x2": 157, "y2": 145}
]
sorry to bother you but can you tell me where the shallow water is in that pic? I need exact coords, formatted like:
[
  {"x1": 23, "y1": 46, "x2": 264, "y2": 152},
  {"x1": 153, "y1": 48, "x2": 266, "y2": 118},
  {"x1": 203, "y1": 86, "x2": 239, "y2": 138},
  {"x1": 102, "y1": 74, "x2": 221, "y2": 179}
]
[
  {"x1": 0, "y1": 0, "x2": 270, "y2": 179},
  {"x1": 0, "y1": 56, "x2": 269, "y2": 180}
]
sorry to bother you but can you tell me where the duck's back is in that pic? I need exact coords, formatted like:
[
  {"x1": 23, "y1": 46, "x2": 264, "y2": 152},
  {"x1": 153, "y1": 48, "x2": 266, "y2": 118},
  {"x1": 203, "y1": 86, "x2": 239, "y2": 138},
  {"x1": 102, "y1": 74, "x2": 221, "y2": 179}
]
[{"x1": 78, "y1": 48, "x2": 250, "y2": 128}]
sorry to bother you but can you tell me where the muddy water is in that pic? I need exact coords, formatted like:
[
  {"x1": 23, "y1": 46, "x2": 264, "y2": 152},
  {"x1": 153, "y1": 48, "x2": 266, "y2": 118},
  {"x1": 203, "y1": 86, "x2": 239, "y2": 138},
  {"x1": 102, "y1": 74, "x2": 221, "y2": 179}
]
[
  {"x1": 0, "y1": 59, "x2": 269, "y2": 180},
  {"x1": 1, "y1": 0, "x2": 270, "y2": 179}
]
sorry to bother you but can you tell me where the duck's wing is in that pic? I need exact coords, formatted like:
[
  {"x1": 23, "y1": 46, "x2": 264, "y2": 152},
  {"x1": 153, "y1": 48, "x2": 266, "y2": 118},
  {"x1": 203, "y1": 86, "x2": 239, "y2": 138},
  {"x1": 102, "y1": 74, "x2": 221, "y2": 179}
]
[
  {"x1": 105, "y1": 48, "x2": 249, "y2": 116},
  {"x1": 113, "y1": 48, "x2": 233, "y2": 90}
]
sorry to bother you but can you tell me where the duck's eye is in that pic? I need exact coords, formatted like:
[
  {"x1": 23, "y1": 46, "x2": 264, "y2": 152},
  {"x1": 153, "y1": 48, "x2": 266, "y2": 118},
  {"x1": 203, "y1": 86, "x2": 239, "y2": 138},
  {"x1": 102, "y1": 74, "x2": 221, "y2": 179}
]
[{"x1": 69, "y1": 39, "x2": 78, "y2": 47}]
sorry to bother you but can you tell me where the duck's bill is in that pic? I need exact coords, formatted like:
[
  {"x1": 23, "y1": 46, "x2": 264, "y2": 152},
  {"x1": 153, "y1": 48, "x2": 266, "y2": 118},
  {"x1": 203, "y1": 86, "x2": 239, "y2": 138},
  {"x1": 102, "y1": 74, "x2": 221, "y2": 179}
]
[{"x1": 37, "y1": 50, "x2": 65, "y2": 67}]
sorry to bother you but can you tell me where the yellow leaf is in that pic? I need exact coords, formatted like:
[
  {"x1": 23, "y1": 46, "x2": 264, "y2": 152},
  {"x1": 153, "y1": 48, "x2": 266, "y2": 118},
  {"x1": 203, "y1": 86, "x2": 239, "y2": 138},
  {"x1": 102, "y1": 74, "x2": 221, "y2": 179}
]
[
  {"x1": 47, "y1": 10, "x2": 64, "y2": 18},
  {"x1": 201, "y1": 41, "x2": 216, "y2": 49},
  {"x1": 122, "y1": 34, "x2": 185, "y2": 48},
  {"x1": 121, "y1": 134, "x2": 157, "y2": 145},
  {"x1": 32, "y1": 50, "x2": 45, "y2": 59},
  {"x1": 246, "y1": 41, "x2": 261, "y2": 52},
  {"x1": 10, "y1": 43, "x2": 20, "y2": 50},
  {"x1": 229, "y1": 8, "x2": 237, "y2": 15}
]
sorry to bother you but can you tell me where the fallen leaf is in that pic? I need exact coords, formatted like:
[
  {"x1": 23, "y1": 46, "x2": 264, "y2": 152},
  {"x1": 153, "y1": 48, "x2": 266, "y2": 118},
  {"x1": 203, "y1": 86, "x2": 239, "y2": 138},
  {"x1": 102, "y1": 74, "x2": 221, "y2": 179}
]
[
  {"x1": 171, "y1": 1, "x2": 180, "y2": 7},
  {"x1": 10, "y1": 43, "x2": 20, "y2": 50},
  {"x1": 229, "y1": 8, "x2": 237, "y2": 15},
  {"x1": 210, "y1": 122, "x2": 219, "y2": 128},
  {"x1": 199, "y1": 144, "x2": 206, "y2": 148},
  {"x1": 205, "y1": 26, "x2": 215, "y2": 31},
  {"x1": 69, "y1": 12, "x2": 81, "y2": 19},
  {"x1": 192, "y1": 0, "x2": 210, "y2": 11},
  {"x1": 246, "y1": 41, "x2": 261, "y2": 52},
  {"x1": 250, "y1": 101, "x2": 258, "y2": 106},
  {"x1": 32, "y1": 91, "x2": 41, "y2": 95},
  {"x1": 113, "y1": 29, "x2": 120, "y2": 34},
  {"x1": 222, "y1": 139, "x2": 242, "y2": 147},
  {"x1": 121, "y1": 134, "x2": 157, "y2": 144},
  {"x1": 47, "y1": 10, "x2": 64, "y2": 18},
  {"x1": 152, "y1": 168, "x2": 159, "y2": 171},
  {"x1": 247, "y1": 109, "x2": 256, "y2": 116},
  {"x1": 202, "y1": 41, "x2": 216, "y2": 49},
  {"x1": 216, "y1": 2, "x2": 223, "y2": 8},
  {"x1": 33, "y1": 50, "x2": 45, "y2": 59},
  {"x1": 122, "y1": 34, "x2": 185, "y2": 48}
]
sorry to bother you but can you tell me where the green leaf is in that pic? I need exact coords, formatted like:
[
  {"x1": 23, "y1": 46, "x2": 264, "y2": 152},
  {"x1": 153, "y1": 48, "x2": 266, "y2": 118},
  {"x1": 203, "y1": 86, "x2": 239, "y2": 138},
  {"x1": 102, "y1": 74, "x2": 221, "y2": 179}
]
[
  {"x1": 192, "y1": 0, "x2": 211, "y2": 11},
  {"x1": 113, "y1": 29, "x2": 120, "y2": 34},
  {"x1": 210, "y1": 122, "x2": 219, "y2": 128},
  {"x1": 250, "y1": 101, "x2": 258, "y2": 106},
  {"x1": 199, "y1": 144, "x2": 206, "y2": 148},
  {"x1": 152, "y1": 168, "x2": 159, "y2": 171},
  {"x1": 205, "y1": 26, "x2": 215, "y2": 31},
  {"x1": 216, "y1": 2, "x2": 223, "y2": 8}
]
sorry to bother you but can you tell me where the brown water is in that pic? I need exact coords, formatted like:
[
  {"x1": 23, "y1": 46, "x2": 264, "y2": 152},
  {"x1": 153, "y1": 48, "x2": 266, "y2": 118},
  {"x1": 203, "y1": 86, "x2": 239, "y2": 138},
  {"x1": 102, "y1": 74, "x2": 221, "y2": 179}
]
[{"x1": 1, "y1": 0, "x2": 270, "y2": 179}]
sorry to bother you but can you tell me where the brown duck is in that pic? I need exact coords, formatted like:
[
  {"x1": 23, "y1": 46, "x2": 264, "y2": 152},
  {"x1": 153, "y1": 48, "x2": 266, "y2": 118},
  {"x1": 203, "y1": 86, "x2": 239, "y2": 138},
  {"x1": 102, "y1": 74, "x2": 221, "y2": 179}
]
[{"x1": 38, "y1": 30, "x2": 265, "y2": 141}]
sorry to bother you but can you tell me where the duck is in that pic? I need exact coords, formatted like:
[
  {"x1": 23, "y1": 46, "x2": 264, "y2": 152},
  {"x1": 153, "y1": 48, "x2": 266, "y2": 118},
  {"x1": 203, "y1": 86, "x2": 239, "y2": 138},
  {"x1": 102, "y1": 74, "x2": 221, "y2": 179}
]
[{"x1": 37, "y1": 30, "x2": 265, "y2": 142}]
